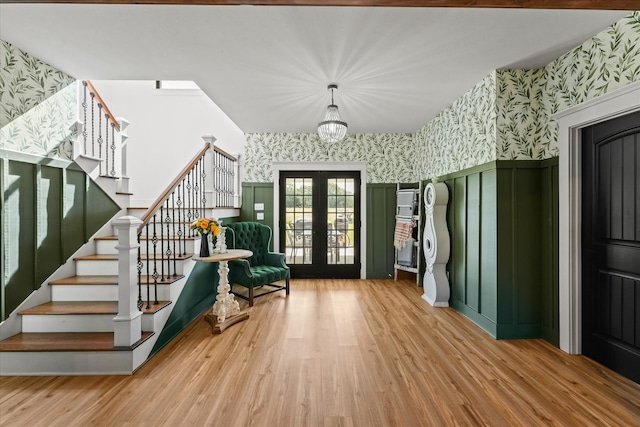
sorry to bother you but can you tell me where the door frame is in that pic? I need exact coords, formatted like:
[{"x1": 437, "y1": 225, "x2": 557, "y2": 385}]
[
  {"x1": 273, "y1": 161, "x2": 367, "y2": 279},
  {"x1": 553, "y1": 80, "x2": 640, "y2": 355}
]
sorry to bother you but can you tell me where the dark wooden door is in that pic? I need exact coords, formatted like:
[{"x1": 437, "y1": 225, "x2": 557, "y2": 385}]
[
  {"x1": 582, "y1": 110, "x2": 640, "y2": 384},
  {"x1": 279, "y1": 171, "x2": 361, "y2": 279}
]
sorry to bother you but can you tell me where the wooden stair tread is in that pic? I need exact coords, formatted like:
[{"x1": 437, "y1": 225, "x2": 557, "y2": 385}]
[
  {"x1": 74, "y1": 254, "x2": 193, "y2": 261},
  {"x1": 50, "y1": 275, "x2": 185, "y2": 286},
  {"x1": 18, "y1": 301, "x2": 172, "y2": 315},
  {"x1": 19, "y1": 301, "x2": 118, "y2": 315},
  {"x1": 50, "y1": 275, "x2": 118, "y2": 285},
  {"x1": 0, "y1": 331, "x2": 154, "y2": 352}
]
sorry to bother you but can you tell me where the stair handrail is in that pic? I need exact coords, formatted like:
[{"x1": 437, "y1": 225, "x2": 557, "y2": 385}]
[
  {"x1": 138, "y1": 142, "x2": 211, "y2": 232},
  {"x1": 135, "y1": 142, "x2": 211, "y2": 311},
  {"x1": 85, "y1": 80, "x2": 120, "y2": 132},
  {"x1": 75, "y1": 80, "x2": 130, "y2": 182}
]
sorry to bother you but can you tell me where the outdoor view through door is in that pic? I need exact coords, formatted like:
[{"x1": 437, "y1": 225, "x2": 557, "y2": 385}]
[{"x1": 280, "y1": 171, "x2": 360, "y2": 279}]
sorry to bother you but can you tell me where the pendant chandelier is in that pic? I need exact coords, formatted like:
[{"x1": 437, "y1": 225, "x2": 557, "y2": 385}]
[{"x1": 317, "y1": 84, "x2": 348, "y2": 143}]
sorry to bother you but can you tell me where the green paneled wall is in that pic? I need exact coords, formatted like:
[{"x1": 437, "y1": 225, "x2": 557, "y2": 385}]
[
  {"x1": 443, "y1": 159, "x2": 559, "y2": 341},
  {"x1": 446, "y1": 163, "x2": 499, "y2": 336},
  {"x1": 366, "y1": 184, "x2": 396, "y2": 279},
  {"x1": 1, "y1": 156, "x2": 120, "y2": 320},
  {"x1": 540, "y1": 158, "x2": 559, "y2": 346}
]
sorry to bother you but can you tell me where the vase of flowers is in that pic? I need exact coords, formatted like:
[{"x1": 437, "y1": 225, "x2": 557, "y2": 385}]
[{"x1": 190, "y1": 217, "x2": 221, "y2": 257}]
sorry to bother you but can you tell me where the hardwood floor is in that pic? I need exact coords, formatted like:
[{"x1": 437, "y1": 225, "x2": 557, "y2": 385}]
[{"x1": 1, "y1": 279, "x2": 639, "y2": 426}]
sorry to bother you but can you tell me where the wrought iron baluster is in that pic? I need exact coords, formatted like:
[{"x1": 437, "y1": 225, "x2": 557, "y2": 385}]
[
  {"x1": 151, "y1": 215, "x2": 159, "y2": 307},
  {"x1": 82, "y1": 81, "x2": 88, "y2": 155},
  {"x1": 104, "y1": 113, "x2": 109, "y2": 176},
  {"x1": 193, "y1": 164, "x2": 199, "y2": 220},
  {"x1": 165, "y1": 199, "x2": 172, "y2": 280},
  {"x1": 110, "y1": 122, "x2": 116, "y2": 176},
  {"x1": 201, "y1": 158, "x2": 206, "y2": 212},
  {"x1": 160, "y1": 206, "x2": 164, "y2": 283},
  {"x1": 137, "y1": 232, "x2": 143, "y2": 311},
  {"x1": 171, "y1": 192, "x2": 177, "y2": 276},
  {"x1": 186, "y1": 170, "x2": 192, "y2": 236},
  {"x1": 91, "y1": 92, "x2": 96, "y2": 161},
  {"x1": 97, "y1": 103, "x2": 103, "y2": 175},
  {"x1": 145, "y1": 223, "x2": 150, "y2": 309},
  {"x1": 177, "y1": 181, "x2": 184, "y2": 253}
]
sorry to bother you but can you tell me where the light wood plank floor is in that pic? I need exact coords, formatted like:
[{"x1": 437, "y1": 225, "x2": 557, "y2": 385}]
[{"x1": 1, "y1": 280, "x2": 639, "y2": 426}]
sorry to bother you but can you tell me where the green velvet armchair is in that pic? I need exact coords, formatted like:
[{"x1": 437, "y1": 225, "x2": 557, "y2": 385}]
[{"x1": 225, "y1": 222, "x2": 290, "y2": 306}]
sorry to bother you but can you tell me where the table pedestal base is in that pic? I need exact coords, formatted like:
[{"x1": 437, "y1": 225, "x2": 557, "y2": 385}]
[{"x1": 204, "y1": 310, "x2": 249, "y2": 334}]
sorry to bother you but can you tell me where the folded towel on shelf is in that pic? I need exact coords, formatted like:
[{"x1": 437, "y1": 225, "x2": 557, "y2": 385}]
[{"x1": 394, "y1": 220, "x2": 415, "y2": 249}]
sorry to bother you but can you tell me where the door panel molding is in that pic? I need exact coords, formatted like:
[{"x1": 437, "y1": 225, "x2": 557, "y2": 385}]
[{"x1": 273, "y1": 161, "x2": 367, "y2": 278}]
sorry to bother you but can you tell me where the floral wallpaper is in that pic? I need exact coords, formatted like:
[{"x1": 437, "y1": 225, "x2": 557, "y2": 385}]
[
  {"x1": 0, "y1": 40, "x2": 77, "y2": 159},
  {"x1": 244, "y1": 133, "x2": 415, "y2": 183},
  {"x1": 414, "y1": 72, "x2": 497, "y2": 178}
]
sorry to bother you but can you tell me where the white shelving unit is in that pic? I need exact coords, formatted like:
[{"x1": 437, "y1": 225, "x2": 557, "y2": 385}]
[{"x1": 394, "y1": 182, "x2": 422, "y2": 285}]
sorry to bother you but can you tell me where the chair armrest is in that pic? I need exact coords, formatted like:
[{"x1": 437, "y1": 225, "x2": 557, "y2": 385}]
[
  {"x1": 265, "y1": 252, "x2": 288, "y2": 268},
  {"x1": 229, "y1": 258, "x2": 252, "y2": 277}
]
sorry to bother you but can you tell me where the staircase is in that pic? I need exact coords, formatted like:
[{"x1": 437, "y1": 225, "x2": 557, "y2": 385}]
[
  {"x1": 0, "y1": 208, "x2": 199, "y2": 375},
  {"x1": 0, "y1": 81, "x2": 240, "y2": 376}
]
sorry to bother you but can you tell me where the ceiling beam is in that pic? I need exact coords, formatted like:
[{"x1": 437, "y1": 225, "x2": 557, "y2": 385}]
[{"x1": 0, "y1": 0, "x2": 636, "y2": 10}]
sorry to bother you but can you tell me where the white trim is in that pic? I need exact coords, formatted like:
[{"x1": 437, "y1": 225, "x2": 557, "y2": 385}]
[
  {"x1": 272, "y1": 161, "x2": 367, "y2": 279},
  {"x1": 552, "y1": 81, "x2": 640, "y2": 355}
]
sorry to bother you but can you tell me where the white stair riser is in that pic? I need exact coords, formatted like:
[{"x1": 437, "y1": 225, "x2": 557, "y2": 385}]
[
  {"x1": 52, "y1": 285, "x2": 117, "y2": 301},
  {"x1": 22, "y1": 315, "x2": 116, "y2": 333},
  {"x1": 141, "y1": 305, "x2": 172, "y2": 332},
  {"x1": 96, "y1": 239, "x2": 197, "y2": 255},
  {"x1": 76, "y1": 259, "x2": 186, "y2": 276},
  {"x1": 51, "y1": 283, "x2": 177, "y2": 302},
  {"x1": 0, "y1": 343, "x2": 154, "y2": 375}
]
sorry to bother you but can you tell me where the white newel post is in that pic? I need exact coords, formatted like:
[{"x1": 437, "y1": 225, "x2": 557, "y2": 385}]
[
  {"x1": 202, "y1": 134, "x2": 217, "y2": 209},
  {"x1": 233, "y1": 153, "x2": 241, "y2": 208},
  {"x1": 113, "y1": 216, "x2": 143, "y2": 347},
  {"x1": 70, "y1": 121, "x2": 85, "y2": 159},
  {"x1": 117, "y1": 117, "x2": 131, "y2": 193}
]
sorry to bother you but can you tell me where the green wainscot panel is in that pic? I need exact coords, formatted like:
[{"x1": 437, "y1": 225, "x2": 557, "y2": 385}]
[
  {"x1": 440, "y1": 160, "x2": 559, "y2": 342},
  {"x1": 1, "y1": 156, "x2": 120, "y2": 320},
  {"x1": 240, "y1": 183, "x2": 274, "y2": 228},
  {"x1": 366, "y1": 184, "x2": 396, "y2": 279},
  {"x1": 540, "y1": 158, "x2": 559, "y2": 346},
  {"x1": 150, "y1": 261, "x2": 219, "y2": 356}
]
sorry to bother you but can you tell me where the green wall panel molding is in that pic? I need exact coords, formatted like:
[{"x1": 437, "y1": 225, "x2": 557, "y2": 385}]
[
  {"x1": 241, "y1": 183, "x2": 275, "y2": 228},
  {"x1": 540, "y1": 158, "x2": 559, "y2": 346},
  {"x1": 150, "y1": 261, "x2": 219, "y2": 356},
  {"x1": 444, "y1": 158, "x2": 558, "y2": 342},
  {"x1": 366, "y1": 184, "x2": 396, "y2": 279},
  {"x1": 1, "y1": 156, "x2": 120, "y2": 320}
]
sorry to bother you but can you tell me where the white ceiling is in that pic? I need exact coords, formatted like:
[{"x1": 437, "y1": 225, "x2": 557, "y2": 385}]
[{"x1": 0, "y1": 5, "x2": 631, "y2": 134}]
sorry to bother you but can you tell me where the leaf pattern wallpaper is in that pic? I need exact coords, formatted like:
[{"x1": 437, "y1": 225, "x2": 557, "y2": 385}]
[
  {"x1": 0, "y1": 40, "x2": 77, "y2": 159},
  {"x1": 244, "y1": 133, "x2": 416, "y2": 183},
  {"x1": 414, "y1": 72, "x2": 497, "y2": 179}
]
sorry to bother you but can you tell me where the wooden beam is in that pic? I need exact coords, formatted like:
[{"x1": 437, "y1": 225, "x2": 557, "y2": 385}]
[{"x1": 0, "y1": 0, "x2": 636, "y2": 11}]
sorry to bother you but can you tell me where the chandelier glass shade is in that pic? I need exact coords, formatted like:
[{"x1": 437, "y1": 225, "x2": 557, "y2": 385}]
[{"x1": 317, "y1": 84, "x2": 347, "y2": 143}]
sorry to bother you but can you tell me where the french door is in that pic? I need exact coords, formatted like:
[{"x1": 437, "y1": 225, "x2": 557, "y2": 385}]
[{"x1": 279, "y1": 171, "x2": 360, "y2": 279}]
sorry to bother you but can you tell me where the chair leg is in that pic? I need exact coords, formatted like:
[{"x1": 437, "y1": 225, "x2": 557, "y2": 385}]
[
  {"x1": 248, "y1": 287, "x2": 254, "y2": 307},
  {"x1": 285, "y1": 278, "x2": 290, "y2": 295}
]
